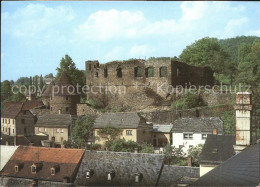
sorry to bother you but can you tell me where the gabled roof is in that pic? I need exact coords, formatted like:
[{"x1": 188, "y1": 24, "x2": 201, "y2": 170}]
[
  {"x1": 94, "y1": 112, "x2": 146, "y2": 129},
  {"x1": 172, "y1": 117, "x2": 223, "y2": 133},
  {"x1": 75, "y1": 151, "x2": 164, "y2": 186},
  {"x1": 153, "y1": 124, "x2": 173, "y2": 133},
  {"x1": 199, "y1": 135, "x2": 236, "y2": 165},
  {"x1": 56, "y1": 71, "x2": 71, "y2": 86},
  {"x1": 2, "y1": 103, "x2": 23, "y2": 118},
  {"x1": 192, "y1": 142, "x2": 260, "y2": 186},
  {"x1": 0, "y1": 145, "x2": 19, "y2": 171},
  {"x1": 35, "y1": 114, "x2": 72, "y2": 128},
  {"x1": 1, "y1": 146, "x2": 85, "y2": 183},
  {"x1": 2, "y1": 101, "x2": 44, "y2": 118}
]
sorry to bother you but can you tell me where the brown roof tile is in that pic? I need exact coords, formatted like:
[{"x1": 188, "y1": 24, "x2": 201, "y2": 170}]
[
  {"x1": 1, "y1": 146, "x2": 85, "y2": 183},
  {"x1": 2, "y1": 103, "x2": 23, "y2": 118}
]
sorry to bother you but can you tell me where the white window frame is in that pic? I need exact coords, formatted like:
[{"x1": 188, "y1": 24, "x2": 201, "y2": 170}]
[
  {"x1": 56, "y1": 128, "x2": 59, "y2": 133},
  {"x1": 183, "y1": 133, "x2": 193, "y2": 140},
  {"x1": 202, "y1": 134, "x2": 207, "y2": 140},
  {"x1": 126, "y1": 130, "x2": 132, "y2": 136}
]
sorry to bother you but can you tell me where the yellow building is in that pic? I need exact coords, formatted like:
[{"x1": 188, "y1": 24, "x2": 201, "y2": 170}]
[
  {"x1": 35, "y1": 114, "x2": 72, "y2": 145},
  {"x1": 93, "y1": 113, "x2": 153, "y2": 145}
]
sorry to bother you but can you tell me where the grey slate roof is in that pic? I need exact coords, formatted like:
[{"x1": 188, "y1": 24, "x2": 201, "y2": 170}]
[
  {"x1": 200, "y1": 134, "x2": 236, "y2": 165},
  {"x1": 192, "y1": 142, "x2": 260, "y2": 186},
  {"x1": 158, "y1": 165, "x2": 199, "y2": 186},
  {"x1": 75, "y1": 151, "x2": 164, "y2": 186},
  {"x1": 35, "y1": 114, "x2": 72, "y2": 128},
  {"x1": 172, "y1": 117, "x2": 223, "y2": 133},
  {"x1": 153, "y1": 124, "x2": 173, "y2": 133},
  {"x1": 94, "y1": 112, "x2": 146, "y2": 129}
]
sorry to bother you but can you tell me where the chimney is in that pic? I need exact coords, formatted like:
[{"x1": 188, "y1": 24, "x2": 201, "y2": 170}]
[
  {"x1": 212, "y1": 128, "x2": 218, "y2": 135},
  {"x1": 187, "y1": 156, "x2": 192, "y2": 166},
  {"x1": 233, "y1": 92, "x2": 252, "y2": 153}
]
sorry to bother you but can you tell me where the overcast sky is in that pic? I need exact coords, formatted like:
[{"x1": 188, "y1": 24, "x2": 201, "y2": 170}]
[{"x1": 1, "y1": 1, "x2": 260, "y2": 81}]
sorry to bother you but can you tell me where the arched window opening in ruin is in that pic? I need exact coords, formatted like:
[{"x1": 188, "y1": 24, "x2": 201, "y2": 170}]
[
  {"x1": 145, "y1": 67, "x2": 154, "y2": 77},
  {"x1": 96, "y1": 72, "x2": 98, "y2": 78},
  {"x1": 89, "y1": 64, "x2": 91, "y2": 70},
  {"x1": 160, "y1": 67, "x2": 167, "y2": 77},
  {"x1": 104, "y1": 68, "x2": 108, "y2": 78},
  {"x1": 134, "y1": 67, "x2": 142, "y2": 77},
  {"x1": 177, "y1": 67, "x2": 182, "y2": 77},
  {"x1": 97, "y1": 63, "x2": 100, "y2": 68},
  {"x1": 117, "y1": 67, "x2": 122, "y2": 78}
]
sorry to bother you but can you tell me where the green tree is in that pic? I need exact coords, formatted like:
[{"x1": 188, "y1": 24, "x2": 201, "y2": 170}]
[
  {"x1": 97, "y1": 126, "x2": 123, "y2": 142},
  {"x1": 164, "y1": 145, "x2": 187, "y2": 166},
  {"x1": 69, "y1": 115, "x2": 95, "y2": 148},
  {"x1": 44, "y1": 73, "x2": 54, "y2": 78},
  {"x1": 11, "y1": 92, "x2": 26, "y2": 102},
  {"x1": 29, "y1": 76, "x2": 32, "y2": 86},
  {"x1": 139, "y1": 142, "x2": 154, "y2": 153},
  {"x1": 187, "y1": 144, "x2": 203, "y2": 166},
  {"x1": 34, "y1": 75, "x2": 38, "y2": 93},
  {"x1": 179, "y1": 37, "x2": 229, "y2": 75},
  {"x1": 1, "y1": 80, "x2": 12, "y2": 101},
  {"x1": 221, "y1": 111, "x2": 236, "y2": 135},
  {"x1": 56, "y1": 54, "x2": 85, "y2": 88},
  {"x1": 39, "y1": 74, "x2": 44, "y2": 90},
  {"x1": 105, "y1": 138, "x2": 138, "y2": 152}
]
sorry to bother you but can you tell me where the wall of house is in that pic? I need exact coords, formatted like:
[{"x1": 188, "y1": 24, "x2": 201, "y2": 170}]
[
  {"x1": 94, "y1": 129, "x2": 137, "y2": 146},
  {"x1": 152, "y1": 132, "x2": 171, "y2": 147},
  {"x1": 136, "y1": 126, "x2": 153, "y2": 144},
  {"x1": 172, "y1": 133, "x2": 208, "y2": 154},
  {"x1": 200, "y1": 165, "x2": 217, "y2": 177},
  {"x1": 35, "y1": 127, "x2": 69, "y2": 144},
  {"x1": 235, "y1": 110, "x2": 251, "y2": 145},
  {"x1": 1, "y1": 118, "x2": 16, "y2": 136}
]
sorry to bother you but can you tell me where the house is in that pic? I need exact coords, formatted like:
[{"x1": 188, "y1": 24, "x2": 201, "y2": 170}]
[
  {"x1": 0, "y1": 145, "x2": 19, "y2": 171},
  {"x1": 75, "y1": 150, "x2": 164, "y2": 186},
  {"x1": 34, "y1": 114, "x2": 72, "y2": 145},
  {"x1": 171, "y1": 117, "x2": 224, "y2": 154},
  {"x1": 1, "y1": 102, "x2": 37, "y2": 137},
  {"x1": 152, "y1": 124, "x2": 173, "y2": 148},
  {"x1": 0, "y1": 146, "x2": 85, "y2": 185},
  {"x1": 192, "y1": 141, "x2": 260, "y2": 186},
  {"x1": 199, "y1": 134, "x2": 235, "y2": 177},
  {"x1": 93, "y1": 112, "x2": 153, "y2": 145}
]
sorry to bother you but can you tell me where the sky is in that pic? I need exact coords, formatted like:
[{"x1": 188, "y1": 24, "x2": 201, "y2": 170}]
[{"x1": 1, "y1": 1, "x2": 260, "y2": 81}]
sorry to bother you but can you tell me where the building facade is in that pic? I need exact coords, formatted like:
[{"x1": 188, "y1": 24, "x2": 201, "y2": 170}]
[{"x1": 171, "y1": 117, "x2": 223, "y2": 154}]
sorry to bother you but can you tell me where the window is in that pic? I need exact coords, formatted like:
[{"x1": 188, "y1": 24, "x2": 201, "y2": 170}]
[
  {"x1": 66, "y1": 107, "x2": 69, "y2": 112},
  {"x1": 24, "y1": 128, "x2": 27, "y2": 134},
  {"x1": 15, "y1": 165, "x2": 19, "y2": 172},
  {"x1": 56, "y1": 128, "x2": 60, "y2": 133},
  {"x1": 31, "y1": 165, "x2": 36, "y2": 174},
  {"x1": 8, "y1": 119, "x2": 10, "y2": 124},
  {"x1": 134, "y1": 67, "x2": 142, "y2": 77},
  {"x1": 159, "y1": 67, "x2": 168, "y2": 77},
  {"x1": 13, "y1": 129, "x2": 14, "y2": 134},
  {"x1": 66, "y1": 96, "x2": 68, "y2": 100},
  {"x1": 202, "y1": 134, "x2": 207, "y2": 140},
  {"x1": 97, "y1": 63, "x2": 100, "y2": 68},
  {"x1": 61, "y1": 129, "x2": 64, "y2": 133},
  {"x1": 44, "y1": 128, "x2": 47, "y2": 132},
  {"x1": 89, "y1": 64, "x2": 91, "y2": 70},
  {"x1": 117, "y1": 67, "x2": 122, "y2": 78},
  {"x1": 2, "y1": 118, "x2": 4, "y2": 123},
  {"x1": 145, "y1": 67, "x2": 154, "y2": 77},
  {"x1": 177, "y1": 67, "x2": 182, "y2": 77},
  {"x1": 5, "y1": 119, "x2": 7, "y2": 123},
  {"x1": 21, "y1": 119, "x2": 25, "y2": 124},
  {"x1": 2, "y1": 127, "x2": 4, "y2": 131},
  {"x1": 135, "y1": 173, "x2": 143, "y2": 183},
  {"x1": 96, "y1": 72, "x2": 98, "y2": 78},
  {"x1": 13, "y1": 120, "x2": 15, "y2": 124},
  {"x1": 86, "y1": 169, "x2": 94, "y2": 178},
  {"x1": 126, "y1": 130, "x2": 132, "y2": 136},
  {"x1": 51, "y1": 168, "x2": 55, "y2": 175},
  {"x1": 183, "y1": 133, "x2": 193, "y2": 140},
  {"x1": 104, "y1": 68, "x2": 108, "y2": 78}
]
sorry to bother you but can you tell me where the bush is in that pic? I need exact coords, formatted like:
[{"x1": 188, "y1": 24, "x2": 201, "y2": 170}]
[
  {"x1": 164, "y1": 145, "x2": 187, "y2": 166},
  {"x1": 106, "y1": 139, "x2": 138, "y2": 152},
  {"x1": 87, "y1": 144, "x2": 102, "y2": 150},
  {"x1": 139, "y1": 142, "x2": 154, "y2": 153},
  {"x1": 221, "y1": 111, "x2": 236, "y2": 135},
  {"x1": 87, "y1": 99, "x2": 104, "y2": 109},
  {"x1": 171, "y1": 92, "x2": 207, "y2": 110},
  {"x1": 187, "y1": 144, "x2": 203, "y2": 166}
]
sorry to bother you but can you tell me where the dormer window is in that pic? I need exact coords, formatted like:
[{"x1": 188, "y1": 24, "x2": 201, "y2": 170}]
[
  {"x1": 135, "y1": 173, "x2": 143, "y2": 183},
  {"x1": 14, "y1": 163, "x2": 23, "y2": 172},
  {"x1": 51, "y1": 165, "x2": 60, "y2": 176},
  {"x1": 86, "y1": 169, "x2": 94, "y2": 178},
  {"x1": 107, "y1": 171, "x2": 115, "y2": 181},
  {"x1": 31, "y1": 165, "x2": 37, "y2": 174}
]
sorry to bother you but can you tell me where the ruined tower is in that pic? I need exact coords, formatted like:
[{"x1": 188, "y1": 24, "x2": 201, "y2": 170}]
[{"x1": 233, "y1": 92, "x2": 252, "y2": 153}]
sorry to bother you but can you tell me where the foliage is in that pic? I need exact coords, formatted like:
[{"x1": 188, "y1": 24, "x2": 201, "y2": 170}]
[
  {"x1": 87, "y1": 99, "x2": 104, "y2": 109},
  {"x1": 171, "y1": 92, "x2": 206, "y2": 110},
  {"x1": 56, "y1": 54, "x2": 85, "y2": 88},
  {"x1": 187, "y1": 144, "x2": 203, "y2": 166},
  {"x1": 44, "y1": 73, "x2": 54, "y2": 78},
  {"x1": 139, "y1": 142, "x2": 154, "y2": 153},
  {"x1": 221, "y1": 111, "x2": 236, "y2": 135},
  {"x1": 164, "y1": 145, "x2": 187, "y2": 166},
  {"x1": 11, "y1": 92, "x2": 26, "y2": 102},
  {"x1": 69, "y1": 115, "x2": 95, "y2": 148},
  {"x1": 39, "y1": 75, "x2": 44, "y2": 90},
  {"x1": 1, "y1": 80, "x2": 12, "y2": 101},
  {"x1": 86, "y1": 143, "x2": 102, "y2": 150},
  {"x1": 16, "y1": 77, "x2": 30, "y2": 86},
  {"x1": 97, "y1": 126, "x2": 123, "y2": 142},
  {"x1": 179, "y1": 37, "x2": 229, "y2": 75},
  {"x1": 105, "y1": 138, "x2": 138, "y2": 152}
]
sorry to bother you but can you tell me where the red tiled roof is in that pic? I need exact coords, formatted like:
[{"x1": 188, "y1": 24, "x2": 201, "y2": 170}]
[{"x1": 1, "y1": 146, "x2": 85, "y2": 182}]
